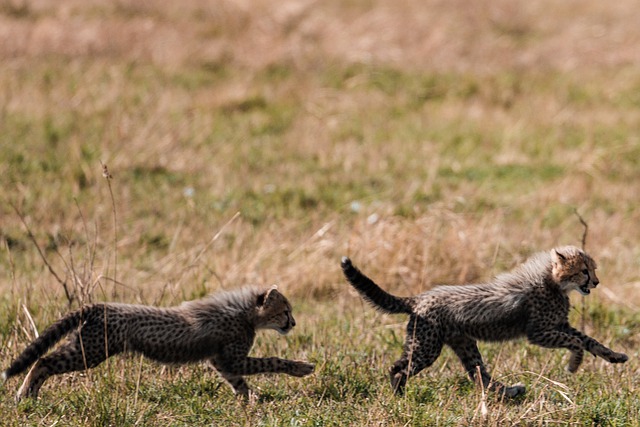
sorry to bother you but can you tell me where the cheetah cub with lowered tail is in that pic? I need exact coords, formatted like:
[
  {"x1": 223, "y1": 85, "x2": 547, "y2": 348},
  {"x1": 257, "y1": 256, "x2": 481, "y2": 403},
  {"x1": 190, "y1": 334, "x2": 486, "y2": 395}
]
[
  {"x1": 2, "y1": 287, "x2": 314, "y2": 402},
  {"x1": 342, "y1": 246, "x2": 628, "y2": 398}
]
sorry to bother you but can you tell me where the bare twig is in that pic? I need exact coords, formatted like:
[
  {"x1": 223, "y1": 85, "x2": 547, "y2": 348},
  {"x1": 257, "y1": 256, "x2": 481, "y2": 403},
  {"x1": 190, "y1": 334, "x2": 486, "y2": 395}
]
[
  {"x1": 473, "y1": 365, "x2": 489, "y2": 420},
  {"x1": 287, "y1": 221, "x2": 334, "y2": 260},
  {"x1": 9, "y1": 201, "x2": 74, "y2": 305},
  {"x1": 101, "y1": 161, "x2": 118, "y2": 298},
  {"x1": 74, "y1": 198, "x2": 100, "y2": 304},
  {"x1": 133, "y1": 354, "x2": 144, "y2": 409},
  {"x1": 54, "y1": 242, "x2": 80, "y2": 303},
  {"x1": 191, "y1": 211, "x2": 241, "y2": 266},
  {"x1": 21, "y1": 304, "x2": 39, "y2": 339},
  {"x1": 75, "y1": 198, "x2": 93, "y2": 280},
  {"x1": 574, "y1": 209, "x2": 589, "y2": 331},
  {"x1": 574, "y1": 209, "x2": 588, "y2": 250}
]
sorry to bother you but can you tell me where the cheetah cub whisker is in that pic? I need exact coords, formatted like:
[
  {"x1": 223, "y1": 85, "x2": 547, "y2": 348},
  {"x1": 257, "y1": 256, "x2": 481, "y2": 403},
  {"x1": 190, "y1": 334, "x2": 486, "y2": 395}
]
[
  {"x1": 3, "y1": 286, "x2": 314, "y2": 402},
  {"x1": 342, "y1": 246, "x2": 628, "y2": 398}
]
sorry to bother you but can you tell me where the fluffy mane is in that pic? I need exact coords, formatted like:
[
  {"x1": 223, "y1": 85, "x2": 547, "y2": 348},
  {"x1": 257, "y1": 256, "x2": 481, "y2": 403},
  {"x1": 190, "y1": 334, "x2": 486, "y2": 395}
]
[
  {"x1": 422, "y1": 250, "x2": 555, "y2": 324},
  {"x1": 492, "y1": 250, "x2": 553, "y2": 289},
  {"x1": 180, "y1": 286, "x2": 265, "y2": 318}
]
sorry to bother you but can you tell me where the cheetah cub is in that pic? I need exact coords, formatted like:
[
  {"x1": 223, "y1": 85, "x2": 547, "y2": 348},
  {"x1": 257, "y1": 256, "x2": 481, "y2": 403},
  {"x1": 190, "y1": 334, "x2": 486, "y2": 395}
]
[
  {"x1": 342, "y1": 246, "x2": 628, "y2": 398},
  {"x1": 2, "y1": 287, "x2": 314, "y2": 402}
]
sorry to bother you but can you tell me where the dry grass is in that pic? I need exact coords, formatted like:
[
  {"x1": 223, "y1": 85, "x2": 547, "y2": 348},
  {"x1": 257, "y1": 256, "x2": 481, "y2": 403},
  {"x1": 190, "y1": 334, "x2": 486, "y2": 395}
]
[
  {"x1": 3, "y1": 0, "x2": 639, "y2": 71},
  {"x1": 1, "y1": 0, "x2": 639, "y2": 425}
]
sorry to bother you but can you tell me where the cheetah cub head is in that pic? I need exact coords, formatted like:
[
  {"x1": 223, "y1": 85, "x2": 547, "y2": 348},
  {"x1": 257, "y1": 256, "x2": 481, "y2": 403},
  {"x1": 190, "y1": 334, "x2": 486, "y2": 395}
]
[
  {"x1": 551, "y1": 246, "x2": 599, "y2": 296},
  {"x1": 255, "y1": 287, "x2": 296, "y2": 335}
]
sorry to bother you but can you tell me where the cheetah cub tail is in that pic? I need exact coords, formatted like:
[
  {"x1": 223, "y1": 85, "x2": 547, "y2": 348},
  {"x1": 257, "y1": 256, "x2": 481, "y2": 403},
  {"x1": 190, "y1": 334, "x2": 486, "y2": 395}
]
[
  {"x1": 3, "y1": 307, "x2": 88, "y2": 381},
  {"x1": 341, "y1": 257, "x2": 413, "y2": 315}
]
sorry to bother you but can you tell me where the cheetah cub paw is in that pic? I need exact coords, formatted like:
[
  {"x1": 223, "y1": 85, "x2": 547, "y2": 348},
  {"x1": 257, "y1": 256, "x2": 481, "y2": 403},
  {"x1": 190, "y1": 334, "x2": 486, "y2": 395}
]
[
  {"x1": 503, "y1": 383, "x2": 526, "y2": 398},
  {"x1": 608, "y1": 352, "x2": 629, "y2": 364},
  {"x1": 290, "y1": 361, "x2": 315, "y2": 377}
]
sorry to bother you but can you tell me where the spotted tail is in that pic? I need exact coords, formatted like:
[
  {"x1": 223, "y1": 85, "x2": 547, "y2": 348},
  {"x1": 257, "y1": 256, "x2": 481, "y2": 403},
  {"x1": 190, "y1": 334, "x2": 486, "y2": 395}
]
[
  {"x1": 2, "y1": 306, "x2": 92, "y2": 381},
  {"x1": 341, "y1": 257, "x2": 413, "y2": 315}
]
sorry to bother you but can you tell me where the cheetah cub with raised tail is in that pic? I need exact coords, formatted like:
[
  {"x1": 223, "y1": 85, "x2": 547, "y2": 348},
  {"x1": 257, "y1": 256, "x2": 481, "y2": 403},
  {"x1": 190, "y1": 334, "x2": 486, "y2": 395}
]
[
  {"x1": 342, "y1": 246, "x2": 628, "y2": 398},
  {"x1": 2, "y1": 286, "x2": 314, "y2": 402}
]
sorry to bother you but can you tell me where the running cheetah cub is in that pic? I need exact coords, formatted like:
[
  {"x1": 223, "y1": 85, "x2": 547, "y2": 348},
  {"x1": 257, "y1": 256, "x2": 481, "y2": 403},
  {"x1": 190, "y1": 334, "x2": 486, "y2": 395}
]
[
  {"x1": 342, "y1": 246, "x2": 628, "y2": 398},
  {"x1": 2, "y1": 286, "x2": 314, "y2": 402}
]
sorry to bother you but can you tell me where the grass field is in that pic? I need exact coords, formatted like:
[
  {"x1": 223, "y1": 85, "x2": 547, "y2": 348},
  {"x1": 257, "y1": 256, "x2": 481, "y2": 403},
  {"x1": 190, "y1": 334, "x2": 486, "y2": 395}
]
[{"x1": 1, "y1": 0, "x2": 639, "y2": 425}]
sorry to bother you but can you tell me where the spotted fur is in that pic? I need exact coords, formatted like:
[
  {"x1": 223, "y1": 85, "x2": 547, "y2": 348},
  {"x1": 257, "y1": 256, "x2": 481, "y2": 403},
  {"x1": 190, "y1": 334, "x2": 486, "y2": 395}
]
[
  {"x1": 3, "y1": 287, "x2": 314, "y2": 401},
  {"x1": 342, "y1": 246, "x2": 628, "y2": 398}
]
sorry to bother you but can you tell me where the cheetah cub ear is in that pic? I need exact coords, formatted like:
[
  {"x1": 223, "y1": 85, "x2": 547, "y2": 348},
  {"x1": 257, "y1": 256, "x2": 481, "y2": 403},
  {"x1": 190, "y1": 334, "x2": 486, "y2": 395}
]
[
  {"x1": 257, "y1": 286, "x2": 281, "y2": 308},
  {"x1": 552, "y1": 248, "x2": 567, "y2": 263},
  {"x1": 551, "y1": 247, "x2": 571, "y2": 268},
  {"x1": 551, "y1": 247, "x2": 569, "y2": 284}
]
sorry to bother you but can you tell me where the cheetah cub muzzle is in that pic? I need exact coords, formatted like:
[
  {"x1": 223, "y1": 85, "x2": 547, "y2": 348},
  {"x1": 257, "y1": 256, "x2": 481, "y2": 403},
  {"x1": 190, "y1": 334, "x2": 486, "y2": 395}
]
[
  {"x1": 2, "y1": 286, "x2": 314, "y2": 402},
  {"x1": 342, "y1": 246, "x2": 628, "y2": 398}
]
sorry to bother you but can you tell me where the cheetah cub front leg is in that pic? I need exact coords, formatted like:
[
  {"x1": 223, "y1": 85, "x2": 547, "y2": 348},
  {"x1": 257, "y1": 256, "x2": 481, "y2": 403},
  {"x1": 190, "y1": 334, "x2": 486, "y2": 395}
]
[
  {"x1": 211, "y1": 348, "x2": 314, "y2": 400},
  {"x1": 567, "y1": 350, "x2": 584, "y2": 373},
  {"x1": 528, "y1": 326, "x2": 628, "y2": 373},
  {"x1": 565, "y1": 325, "x2": 628, "y2": 370},
  {"x1": 567, "y1": 343, "x2": 627, "y2": 373}
]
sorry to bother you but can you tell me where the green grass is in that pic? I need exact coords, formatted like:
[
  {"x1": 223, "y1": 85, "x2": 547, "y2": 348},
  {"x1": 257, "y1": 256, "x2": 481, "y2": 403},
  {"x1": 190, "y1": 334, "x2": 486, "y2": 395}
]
[
  {"x1": 1, "y1": 301, "x2": 638, "y2": 426},
  {"x1": 2, "y1": 0, "x2": 640, "y2": 425}
]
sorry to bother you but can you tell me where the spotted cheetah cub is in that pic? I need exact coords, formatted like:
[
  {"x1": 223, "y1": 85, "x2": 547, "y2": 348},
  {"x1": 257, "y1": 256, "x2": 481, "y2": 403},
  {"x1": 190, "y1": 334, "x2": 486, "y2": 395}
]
[
  {"x1": 2, "y1": 287, "x2": 314, "y2": 402},
  {"x1": 342, "y1": 246, "x2": 628, "y2": 398}
]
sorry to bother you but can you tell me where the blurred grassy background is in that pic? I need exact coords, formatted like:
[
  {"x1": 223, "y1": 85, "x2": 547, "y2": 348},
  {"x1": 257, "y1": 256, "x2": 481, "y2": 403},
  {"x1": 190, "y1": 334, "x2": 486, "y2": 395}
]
[{"x1": 1, "y1": 0, "x2": 639, "y2": 425}]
